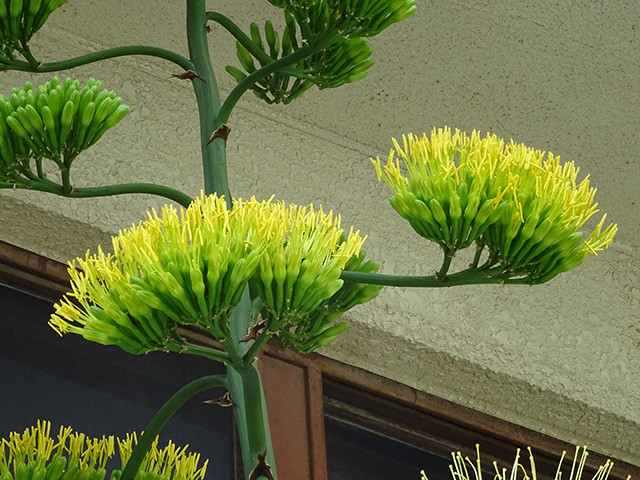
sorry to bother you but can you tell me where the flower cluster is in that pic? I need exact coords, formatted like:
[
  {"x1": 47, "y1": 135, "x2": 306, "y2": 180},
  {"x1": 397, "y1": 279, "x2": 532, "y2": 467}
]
[
  {"x1": 0, "y1": 0, "x2": 68, "y2": 55},
  {"x1": 373, "y1": 127, "x2": 617, "y2": 283},
  {"x1": 421, "y1": 445, "x2": 629, "y2": 480},
  {"x1": 250, "y1": 204, "x2": 379, "y2": 353},
  {"x1": 266, "y1": 0, "x2": 416, "y2": 39},
  {"x1": 0, "y1": 421, "x2": 208, "y2": 480},
  {"x1": 0, "y1": 77, "x2": 129, "y2": 188},
  {"x1": 228, "y1": 0, "x2": 416, "y2": 103},
  {"x1": 50, "y1": 194, "x2": 375, "y2": 355}
]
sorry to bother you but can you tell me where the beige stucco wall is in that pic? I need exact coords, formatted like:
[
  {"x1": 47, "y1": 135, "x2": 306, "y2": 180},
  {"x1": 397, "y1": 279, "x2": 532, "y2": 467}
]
[{"x1": 1, "y1": 0, "x2": 639, "y2": 465}]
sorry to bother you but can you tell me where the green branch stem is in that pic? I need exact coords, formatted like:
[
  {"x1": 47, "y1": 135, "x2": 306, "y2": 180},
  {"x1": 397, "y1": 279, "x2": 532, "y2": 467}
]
[
  {"x1": 120, "y1": 374, "x2": 228, "y2": 480},
  {"x1": 221, "y1": 338, "x2": 243, "y2": 365},
  {"x1": 68, "y1": 183, "x2": 194, "y2": 208},
  {"x1": 436, "y1": 248, "x2": 455, "y2": 280},
  {"x1": 340, "y1": 267, "x2": 533, "y2": 287},
  {"x1": 2, "y1": 45, "x2": 193, "y2": 72},
  {"x1": 60, "y1": 167, "x2": 71, "y2": 194},
  {"x1": 180, "y1": 342, "x2": 232, "y2": 363},
  {"x1": 17, "y1": 42, "x2": 39, "y2": 68},
  {"x1": 1, "y1": 177, "x2": 61, "y2": 193},
  {"x1": 471, "y1": 242, "x2": 484, "y2": 268},
  {"x1": 3, "y1": 179, "x2": 194, "y2": 208}
]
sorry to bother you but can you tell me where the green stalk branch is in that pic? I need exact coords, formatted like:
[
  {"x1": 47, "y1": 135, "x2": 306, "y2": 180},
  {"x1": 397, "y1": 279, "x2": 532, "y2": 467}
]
[
  {"x1": 2, "y1": 180, "x2": 194, "y2": 207},
  {"x1": 69, "y1": 183, "x2": 194, "y2": 208},
  {"x1": 215, "y1": 29, "x2": 340, "y2": 126},
  {"x1": 60, "y1": 167, "x2": 71, "y2": 194},
  {"x1": 340, "y1": 267, "x2": 533, "y2": 287},
  {"x1": 436, "y1": 248, "x2": 455, "y2": 280},
  {"x1": 17, "y1": 42, "x2": 39, "y2": 68},
  {"x1": 120, "y1": 374, "x2": 228, "y2": 480},
  {"x1": 221, "y1": 338, "x2": 243, "y2": 364},
  {"x1": 180, "y1": 342, "x2": 232, "y2": 363},
  {"x1": 2, "y1": 45, "x2": 193, "y2": 72},
  {"x1": 471, "y1": 242, "x2": 484, "y2": 268},
  {"x1": 206, "y1": 11, "x2": 303, "y2": 77}
]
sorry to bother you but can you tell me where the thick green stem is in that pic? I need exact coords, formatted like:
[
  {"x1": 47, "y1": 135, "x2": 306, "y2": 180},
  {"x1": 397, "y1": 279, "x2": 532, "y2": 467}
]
[
  {"x1": 226, "y1": 288, "x2": 275, "y2": 479},
  {"x1": 2, "y1": 45, "x2": 193, "y2": 72},
  {"x1": 227, "y1": 364, "x2": 276, "y2": 480},
  {"x1": 120, "y1": 374, "x2": 228, "y2": 480},
  {"x1": 187, "y1": 0, "x2": 229, "y2": 200},
  {"x1": 187, "y1": 3, "x2": 276, "y2": 479}
]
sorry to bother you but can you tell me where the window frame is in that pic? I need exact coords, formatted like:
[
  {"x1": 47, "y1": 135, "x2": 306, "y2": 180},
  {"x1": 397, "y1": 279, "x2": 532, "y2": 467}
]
[{"x1": 1, "y1": 241, "x2": 637, "y2": 480}]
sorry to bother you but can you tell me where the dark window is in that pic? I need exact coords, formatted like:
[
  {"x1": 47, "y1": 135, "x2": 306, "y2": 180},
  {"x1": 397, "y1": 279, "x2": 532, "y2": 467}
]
[
  {"x1": 0, "y1": 285, "x2": 234, "y2": 480},
  {"x1": 325, "y1": 416, "x2": 452, "y2": 480}
]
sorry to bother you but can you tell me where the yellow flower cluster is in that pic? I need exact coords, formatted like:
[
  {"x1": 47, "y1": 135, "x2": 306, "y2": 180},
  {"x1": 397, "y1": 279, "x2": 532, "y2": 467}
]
[
  {"x1": 116, "y1": 433, "x2": 207, "y2": 480},
  {"x1": 0, "y1": 421, "x2": 208, "y2": 480},
  {"x1": 250, "y1": 204, "x2": 376, "y2": 353},
  {"x1": 279, "y1": 248, "x2": 383, "y2": 354},
  {"x1": 252, "y1": 202, "x2": 364, "y2": 319},
  {"x1": 373, "y1": 127, "x2": 617, "y2": 282},
  {"x1": 421, "y1": 445, "x2": 629, "y2": 480},
  {"x1": 50, "y1": 194, "x2": 369, "y2": 355}
]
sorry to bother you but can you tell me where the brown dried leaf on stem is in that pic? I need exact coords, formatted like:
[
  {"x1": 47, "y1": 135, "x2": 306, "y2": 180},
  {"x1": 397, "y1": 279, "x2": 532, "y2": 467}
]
[{"x1": 249, "y1": 452, "x2": 274, "y2": 480}]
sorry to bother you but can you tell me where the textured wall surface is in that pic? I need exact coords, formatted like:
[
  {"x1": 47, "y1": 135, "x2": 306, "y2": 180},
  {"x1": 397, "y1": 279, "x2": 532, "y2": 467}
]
[{"x1": 0, "y1": 0, "x2": 638, "y2": 465}]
